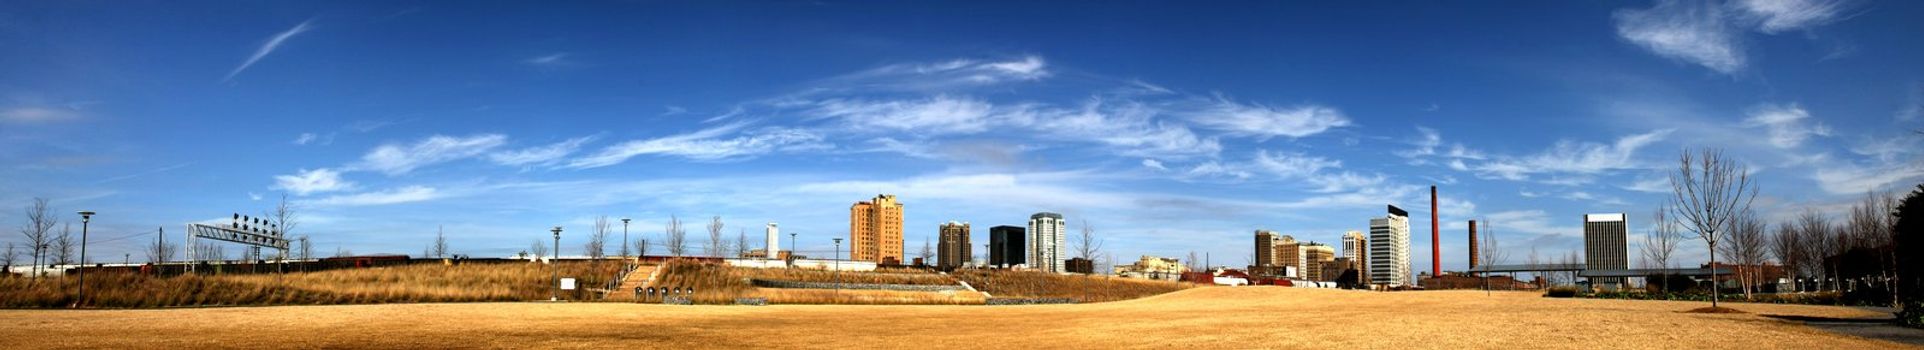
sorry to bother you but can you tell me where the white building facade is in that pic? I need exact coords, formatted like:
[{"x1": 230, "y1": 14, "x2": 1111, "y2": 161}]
[
  {"x1": 1369, "y1": 205, "x2": 1411, "y2": 288},
  {"x1": 1028, "y1": 212, "x2": 1066, "y2": 273},
  {"x1": 765, "y1": 222, "x2": 780, "y2": 259}
]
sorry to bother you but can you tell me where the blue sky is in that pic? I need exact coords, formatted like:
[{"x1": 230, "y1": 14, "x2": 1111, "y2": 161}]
[{"x1": 3, "y1": 1, "x2": 1922, "y2": 271}]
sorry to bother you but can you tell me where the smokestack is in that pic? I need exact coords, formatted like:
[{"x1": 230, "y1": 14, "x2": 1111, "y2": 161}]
[
  {"x1": 1469, "y1": 220, "x2": 1479, "y2": 269},
  {"x1": 1431, "y1": 185, "x2": 1440, "y2": 278}
]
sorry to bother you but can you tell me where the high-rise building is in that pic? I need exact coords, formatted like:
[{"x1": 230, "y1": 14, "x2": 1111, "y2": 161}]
[
  {"x1": 989, "y1": 225, "x2": 1026, "y2": 267},
  {"x1": 1301, "y1": 242, "x2": 1335, "y2": 281},
  {"x1": 1277, "y1": 235, "x2": 1303, "y2": 275},
  {"x1": 765, "y1": 223, "x2": 780, "y2": 259},
  {"x1": 1029, "y1": 212, "x2": 1066, "y2": 273},
  {"x1": 1254, "y1": 230, "x2": 1282, "y2": 268},
  {"x1": 1584, "y1": 213, "x2": 1628, "y2": 290},
  {"x1": 1369, "y1": 205, "x2": 1411, "y2": 288},
  {"x1": 938, "y1": 221, "x2": 971, "y2": 270},
  {"x1": 1343, "y1": 230, "x2": 1368, "y2": 281},
  {"x1": 849, "y1": 194, "x2": 904, "y2": 264}
]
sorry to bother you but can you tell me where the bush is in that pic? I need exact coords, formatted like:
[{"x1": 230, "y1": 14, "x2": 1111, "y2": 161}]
[
  {"x1": 1545, "y1": 287, "x2": 1580, "y2": 298},
  {"x1": 1895, "y1": 184, "x2": 1923, "y2": 311}
]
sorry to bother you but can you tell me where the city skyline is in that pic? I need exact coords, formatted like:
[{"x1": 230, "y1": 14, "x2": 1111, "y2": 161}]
[{"x1": 5, "y1": 1, "x2": 1924, "y2": 274}]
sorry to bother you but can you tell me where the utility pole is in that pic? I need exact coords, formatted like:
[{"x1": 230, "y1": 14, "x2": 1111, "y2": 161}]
[
  {"x1": 833, "y1": 238, "x2": 843, "y2": 299},
  {"x1": 620, "y1": 218, "x2": 631, "y2": 260}
]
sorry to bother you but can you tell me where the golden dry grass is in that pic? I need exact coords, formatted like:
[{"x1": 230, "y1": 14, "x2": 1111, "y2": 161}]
[
  {"x1": 0, "y1": 262, "x2": 623, "y2": 307},
  {"x1": 3, "y1": 287, "x2": 1910, "y2": 349}
]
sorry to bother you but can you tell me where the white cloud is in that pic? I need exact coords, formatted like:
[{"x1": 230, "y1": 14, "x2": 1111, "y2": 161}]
[
  {"x1": 1141, "y1": 159, "x2": 1167, "y2": 171},
  {"x1": 1251, "y1": 150, "x2": 1340, "y2": 178},
  {"x1": 1305, "y1": 171, "x2": 1387, "y2": 193},
  {"x1": 1899, "y1": 83, "x2": 1923, "y2": 121},
  {"x1": 1049, "y1": 101, "x2": 1222, "y2": 159},
  {"x1": 1188, "y1": 99, "x2": 1351, "y2": 139},
  {"x1": 1742, "y1": 103, "x2": 1830, "y2": 148},
  {"x1": 525, "y1": 53, "x2": 569, "y2": 66},
  {"x1": 567, "y1": 124, "x2": 826, "y2": 168},
  {"x1": 1621, "y1": 176, "x2": 1671, "y2": 193},
  {"x1": 1399, "y1": 126, "x2": 1485, "y2": 160},
  {"x1": 1471, "y1": 130, "x2": 1672, "y2": 181},
  {"x1": 292, "y1": 132, "x2": 335, "y2": 146},
  {"x1": 305, "y1": 186, "x2": 441, "y2": 207},
  {"x1": 0, "y1": 106, "x2": 81, "y2": 123},
  {"x1": 1614, "y1": 0, "x2": 1744, "y2": 74},
  {"x1": 1186, "y1": 161, "x2": 1252, "y2": 180},
  {"x1": 488, "y1": 136, "x2": 596, "y2": 167},
  {"x1": 354, "y1": 134, "x2": 509, "y2": 175},
  {"x1": 1812, "y1": 162, "x2": 1924, "y2": 195},
  {"x1": 226, "y1": 19, "x2": 314, "y2": 82},
  {"x1": 811, "y1": 95, "x2": 996, "y2": 135},
  {"x1": 1484, "y1": 210, "x2": 1583, "y2": 239},
  {"x1": 828, "y1": 55, "x2": 1050, "y2": 91},
  {"x1": 272, "y1": 168, "x2": 355, "y2": 195},
  {"x1": 1734, "y1": 0, "x2": 1845, "y2": 34}
]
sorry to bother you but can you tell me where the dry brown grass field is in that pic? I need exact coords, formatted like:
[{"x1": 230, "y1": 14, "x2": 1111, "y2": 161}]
[
  {"x1": 1, "y1": 286, "x2": 1912, "y2": 349},
  {"x1": 0, "y1": 262, "x2": 623, "y2": 308}
]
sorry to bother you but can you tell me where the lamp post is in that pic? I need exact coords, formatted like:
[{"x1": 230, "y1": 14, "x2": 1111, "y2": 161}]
[
  {"x1": 832, "y1": 238, "x2": 842, "y2": 297},
  {"x1": 76, "y1": 210, "x2": 94, "y2": 305},
  {"x1": 550, "y1": 226, "x2": 562, "y2": 302},
  {"x1": 788, "y1": 232, "x2": 797, "y2": 260},
  {"x1": 620, "y1": 218, "x2": 631, "y2": 260}
]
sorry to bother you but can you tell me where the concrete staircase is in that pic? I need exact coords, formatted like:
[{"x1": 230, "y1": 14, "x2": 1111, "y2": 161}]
[{"x1": 606, "y1": 263, "x2": 662, "y2": 301}]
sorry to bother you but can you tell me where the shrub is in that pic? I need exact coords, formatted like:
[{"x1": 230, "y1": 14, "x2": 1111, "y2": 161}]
[{"x1": 1545, "y1": 287, "x2": 1580, "y2": 298}]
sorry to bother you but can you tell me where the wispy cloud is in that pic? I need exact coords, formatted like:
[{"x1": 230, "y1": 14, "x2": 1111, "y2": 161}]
[
  {"x1": 1899, "y1": 83, "x2": 1923, "y2": 121},
  {"x1": 1470, "y1": 130, "x2": 1673, "y2": 182},
  {"x1": 292, "y1": 132, "x2": 336, "y2": 146},
  {"x1": 488, "y1": 136, "x2": 598, "y2": 167},
  {"x1": 822, "y1": 55, "x2": 1050, "y2": 92},
  {"x1": 1743, "y1": 103, "x2": 1830, "y2": 148},
  {"x1": 95, "y1": 162, "x2": 192, "y2": 184},
  {"x1": 1141, "y1": 158, "x2": 1168, "y2": 171},
  {"x1": 0, "y1": 106, "x2": 82, "y2": 124},
  {"x1": 272, "y1": 168, "x2": 355, "y2": 195},
  {"x1": 225, "y1": 19, "x2": 315, "y2": 82},
  {"x1": 1734, "y1": 0, "x2": 1846, "y2": 34},
  {"x1": 566, "y1": 123, "x2": 827, "y2": 168},
  {"x1": 305, "y1": 186, "x2": 440, "y2": 207},
  {"x1": 1614, "y1": 0, "x2": 1744, "y2": 74},
  {"x1": 1187, "y1": 98, "x2": 1351, "y2": 140},
  {"x1": 353, "y1": 134, "x2": 509, "y2": 175},
  {"x1": 810, "y1": 95, "x2": 998, "y2": 135}
]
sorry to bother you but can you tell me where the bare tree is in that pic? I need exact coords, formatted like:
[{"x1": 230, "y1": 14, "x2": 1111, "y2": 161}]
[
  {"x1": 1796, "y1": 211, "x2": 1837, "y2": 292},
  {"x1": 428, "y1": 225, "x2": 450, "y2": 259},
  {"x1": 736, "y1": 229, "x2": 750, "y2": 258},
  {"x1": 917, "y1": 236, "x2": 933, "y2": 266},
  {"x1": 1720, "y1": 211, "x2": 1767, "y2": 299},
  {"x1": 1846, "y1": 190, "x2": 1901, "y2": 306},
  {"x1": 705, "y1": 216, "x2": 725, "y2": 257},
  {"x1": 333, "y1": 246, "x2": 351, "y2": 258},
  {"x1": 297, "y1": 235, "x2": 311, "y2": 261},
  {"x1": 635, "y1": 237, "x2": 649, "y2": 258},
  {"x1": 264, "y1": 194, "x2": 299, "y2": 261},
  {"x1": 2, "y1": 242, "x2": 16, "y2": 270},
  {"x1": 1073, "y1": 219, "x2": 1105, "y2": 266},
  {"x1": 529, "y1": 239, "x2": 547, "y2": 261},
  {"x1": 1642, "y1": 205, "x2": 1682, "y2": 292},
  {"x1": 665, "y1": 215, "x2": 687, "y2": 257},
  {"x1": 19, "y1": 197, "x2": 57, "y2": 279},
  {"x1": 1187, "y1": 251, "x2": 1200, "y2": 272},
  {"x1": 1477, "y1": 221, "x2": 1509, "y2": 293},
  {"x1": 1668, "y1": 148, "x2": 1758, "y2": 309},
  {"x1": 1529, "y1": 245, "x2": 1542, "y2": 289},
  {"x1": 1769, "y1": 218, "x2": 1803, "y2": 293},
  {"x1": 53, "y1": 223, "x2": 75, "y2": 265},
  {"x1": 586, "y1": 216, "x2": 610, "y2": 261},
  {"x1": 146, "y1": 229, "x2": 178, "y2": 264}
]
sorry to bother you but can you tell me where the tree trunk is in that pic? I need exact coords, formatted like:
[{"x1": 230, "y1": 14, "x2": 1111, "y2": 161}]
[{"x1": 1709, "y1": 246, "x2": 1720, "y2": 308}]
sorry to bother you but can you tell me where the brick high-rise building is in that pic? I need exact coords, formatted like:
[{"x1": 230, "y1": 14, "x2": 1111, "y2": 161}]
[
  {"x1": 1254, "y1": 230, "x2": 1282, "y2": 267},
  {"x1": 849, "y1": 194, "x2": 904, "y2": 264},
  {"x1": 1277, "y1": 235, "x2": 1303, "y2": 276},
  {"x1": 938, "y1": 221, "x2": 971, "y2": 270},
  {"x1": 1343, "y1": 230, "x2": 1368, "y2": 282},
  {"x1": 1301, "y1": 242, "x2": 1335, "y2": 281}
]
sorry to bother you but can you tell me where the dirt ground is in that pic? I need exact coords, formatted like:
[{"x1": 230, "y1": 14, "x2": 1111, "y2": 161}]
[{"x1": 0, "y1": 287, "x2": 1913, "y2": 349}]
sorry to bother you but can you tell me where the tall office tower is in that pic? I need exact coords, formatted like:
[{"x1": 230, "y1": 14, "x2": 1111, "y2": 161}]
[
  {"x1": 1343, "y1": 230, "x2": 1368, "y2": 281},
  {"x1": 1584, "y1": 213, "x2": 1628, "y2": 290},
  {"x1": 938, "y1": 221, "x2": 972, "y2": 270},
  {"x1": 1369, "y1": 205, "x2": 1411, "y2": 288},
  {"x1": 1254, "y1": 230, "x2": 1282, "y2": 267},
  {"x1": 1277, "y1": 235, "x2": 1303, "y2": 276},
  {"x1": 765, "y1": 223, "x2": 780, "y2": 259},
  {"x1": 849, "y1": 194, "x2": 904, "y2": 264},
  {"x1": 989, "y1": 225, "x2": 1026, "y2": 267},
  {"x1": 1301, "y1": 242, "x2": 1335, "y2": 281},
  {"x1": 1029, "y1": 212, "x2": 1066, "y2": 273}
]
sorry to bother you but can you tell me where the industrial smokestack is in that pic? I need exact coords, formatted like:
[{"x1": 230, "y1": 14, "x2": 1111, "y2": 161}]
[
  {"x1": 1431, "y1": 185, "x2": 1440, "y2": 278},
  {"x1": 1469, "y1": 220, "x2": 1479, "y2": 269}
]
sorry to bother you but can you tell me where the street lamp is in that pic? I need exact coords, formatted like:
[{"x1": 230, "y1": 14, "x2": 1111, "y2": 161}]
[
  {"x1": 832, "y1": 238, "x2": 842, "y2": 298},
  {"x1": 620, "y1": 218, "x2": 631, "y2": 260},
  {"x1": 76, "y1": 210, "x2": 94, "y2": 306},
  {"x1": 788, "y1": 233, "x2": 797, "y2": 262},
  {"x1": 551, "y1": 226, "x2": 563, "y2": 302}
]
